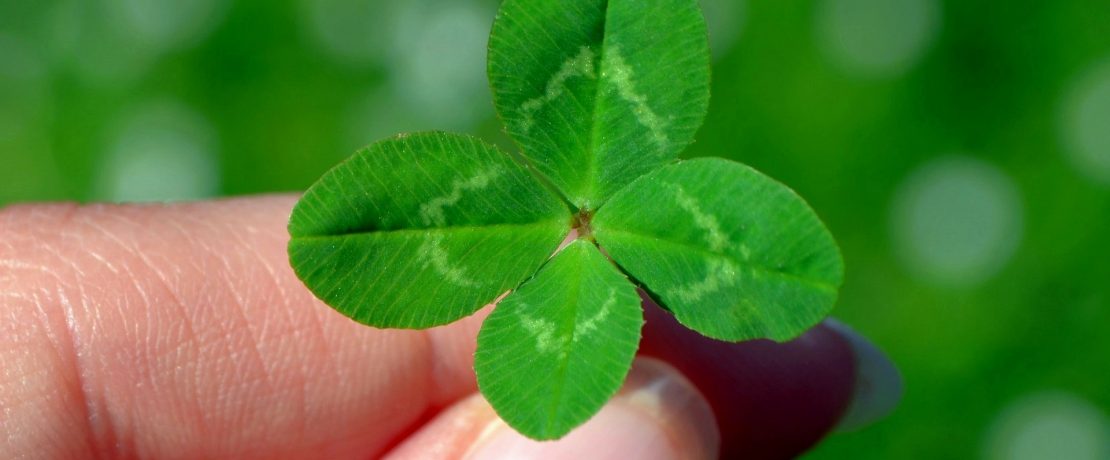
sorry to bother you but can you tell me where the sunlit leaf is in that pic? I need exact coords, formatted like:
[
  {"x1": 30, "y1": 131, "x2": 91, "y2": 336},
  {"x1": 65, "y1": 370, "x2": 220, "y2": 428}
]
[
  {"x1": 488, "y1": 0, "x2": 710, "y2": 209},
  {"x1": 287, "y1": 0, "x2": 846, "y2": 442},
  {"x1": 288, "y1": 132, "x2": 570, "y2": 328},
  {"x1": 593, "y1": 158, "x2": 844, "y2": 342},
  {"x1": 475, "y1": 240, "x2": 643, "y2": 439}
]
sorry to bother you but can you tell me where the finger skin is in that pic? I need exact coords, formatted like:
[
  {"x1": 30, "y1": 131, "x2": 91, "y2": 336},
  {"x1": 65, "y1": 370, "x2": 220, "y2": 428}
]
[
  {"x1": 1, "y1": 196, "x2": 860, "y2": 459},
  {"x1": 0, "y1": 196, "x2": 484, "y2": 459},
  {"x1": 386, "y1": 306, "x2": 858, "y2": 460},
  {"x1": 387, "y1": 358, "x2": 720, "y2": 460},
  {"x1": 638, "y1": 299, "x2": 857, "y2": 459}
]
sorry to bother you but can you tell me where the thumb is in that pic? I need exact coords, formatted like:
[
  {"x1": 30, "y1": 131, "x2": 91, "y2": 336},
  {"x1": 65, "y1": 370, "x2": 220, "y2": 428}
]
[{"x1": 386, "y1": 358, "x2": 720, "y2": 460}]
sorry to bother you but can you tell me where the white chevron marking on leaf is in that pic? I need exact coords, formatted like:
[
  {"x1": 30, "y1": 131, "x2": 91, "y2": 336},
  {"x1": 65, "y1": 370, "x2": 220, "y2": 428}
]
[
  {"x1": 671, "y1": 259, "x2": 736, "y2": 303},
  {"x1": 418, "y1": 235, "x2": 478, "y2": 287},
  {"x1": 605, "y1": 45, "x2": 669, "y2": 148},
  {"x1": 419, "y1": 167, "x2": 504, "y2": 227},
  {"x1": 519, "y1": 46, "x2": 597, "y2": 133}
]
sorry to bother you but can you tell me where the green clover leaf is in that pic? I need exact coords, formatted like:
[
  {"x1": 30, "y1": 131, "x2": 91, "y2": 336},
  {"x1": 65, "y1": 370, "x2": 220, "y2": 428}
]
[
  {"x1": 288, "y1": 0, "x2": 844, "y2": 440},
  {"x1": 288, "y1": 133, "x2": 569, "y2": 328},
  {"x1": 593, "y1": 158, "x2": 844, "y2": 342},
  {"x1": 488, "y1": 0, "x2": 710, "y2": 209},
  {"x1": 475, "y1": 240, "x2": 643, "y2": 439}
]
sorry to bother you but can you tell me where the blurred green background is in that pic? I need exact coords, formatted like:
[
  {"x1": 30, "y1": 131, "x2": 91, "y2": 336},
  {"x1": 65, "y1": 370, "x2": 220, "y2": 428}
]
[{"x1": 2, "y1": 0, "x2": 1108, "y2": 458}]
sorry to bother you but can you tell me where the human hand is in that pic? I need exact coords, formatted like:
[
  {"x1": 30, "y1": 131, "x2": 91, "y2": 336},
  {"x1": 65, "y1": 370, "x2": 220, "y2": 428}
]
[{"x1": 0, "y1": 196, "x2": 900, "y2": 459}]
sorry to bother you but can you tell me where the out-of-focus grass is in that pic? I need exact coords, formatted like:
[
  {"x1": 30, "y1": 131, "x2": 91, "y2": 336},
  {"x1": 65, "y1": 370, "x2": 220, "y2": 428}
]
[{"x1": 1, "y1": 0, "x2": 1108, "y2": 458}]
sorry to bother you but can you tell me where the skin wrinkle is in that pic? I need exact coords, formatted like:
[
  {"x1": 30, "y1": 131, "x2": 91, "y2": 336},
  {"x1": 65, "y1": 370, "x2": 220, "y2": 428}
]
[
  {"x1": 0, "y1": 258, "x2": 64, "y2": 276},
  {"x1": 178, "y1": 203, "x2": 316, "y2": 450},
  {"x1": 189, "y1": 238, "x2": 267, "y2": 452},
  {"x1": 357, "y1": 329, "x2": 434, "y2": 456},
  {"x1": 135, "y1": 264, "x2": 215, "y2": 457},
  {"x1": 229, "y1": 220, "x2": 311, "y2": 439},
  {"x1": 84, "y1": 249, "x2": 123, "y2": 277},
  {"x1": 207, "y1": 202, "x2": 321, "y2": 442},
  {"x1": 300, "y1": 292, "x2": 343, "y2": 432},
  {"x1": 2, "y1": 342, "x2": 75, "y2": 459},
  {"x1": 4, "y1": 290, "x2": 61, "y2": 447},
  {"x1": 238, "y1": 222, "x2": 293, "y2": 305},
  {"x1": 190, "y1": 202, "x2": 295, "y2": 453},
  {"x1": 1, "y1": 197, "x2": 870, "y2": 458},
  {"x1": 33, "y1": 289, "x2": 64, "y2": 357},
  {"x1": 53, "y1": 233, "x2": 117, "y2": 458},
  {"x1": 1, "y1": 220, "x2": 103, "y2": 458},
  {"x1": 62, "y1": 213, "x2": 147, "y2": 458},
  {"x1": 425, "y1": 319, "x2": 480, "y2": 407},
  {"x1": 0, "y1": 197, "x2": 485, "y2": 458},
  {"x1": 214, "y1": 233, "x2": 285, "y2": 398},
  {"x1": 76, "y1": 208, "x2": 212, "y2": 456}
]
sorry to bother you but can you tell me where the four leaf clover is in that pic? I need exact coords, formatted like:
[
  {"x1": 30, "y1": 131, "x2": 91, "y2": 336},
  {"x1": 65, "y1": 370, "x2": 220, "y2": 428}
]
[{"x1": 288, "y1": 0, "x2": 843, "y2": 439}]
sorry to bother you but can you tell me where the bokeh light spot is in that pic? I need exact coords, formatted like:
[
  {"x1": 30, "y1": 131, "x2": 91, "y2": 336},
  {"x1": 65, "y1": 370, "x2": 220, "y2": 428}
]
[
  {"x1": 700, "y1": 0, "x2": 745, "y2": 61},
  {"x1": 817, "y1": 0, "x2": 940, "y2": 78},
  {"x1": 97, "y1": 101, "x2": 220, "y2": 202},
  {"x1": 109, "y1": 0, "x2": 228, "y2": 52},
  {"x1": 892, "y1": 156, "x2": 1023, "y2": 287},
  {"x1": 345, "y1": 88, "x2": 427, "y2": 153},
  {"x1": 0, "y1": 33, "x2": 60, "y2": 203},
  {"x1": 0, "y1": 33, "x2": 49, "y2": 140},
  {"x1": 322, "y1": 0, "x2": 494, "y2": 133},
  {"x1": 0, "y1": 34, "x2": 47, "y2": 81},
  {"x1": 303, "y1": 0, "x2": 394, "y2": 66},
  {"x1": 391, "y1": 0, "x2": 493, "y2": 128},
  {"x1": 983, "y1": 392, "x2": 1110, "y2": 460},
  {"x1": 46, "y1": 0, "x2": 155, "y2": 84},
  {"x1": 1062, "y1": 59, "x2": 1110, "y2": 186}
]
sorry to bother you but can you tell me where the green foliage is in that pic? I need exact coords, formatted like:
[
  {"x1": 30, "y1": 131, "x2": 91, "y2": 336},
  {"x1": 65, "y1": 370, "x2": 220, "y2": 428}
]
[
  {"x1": 488, "y1": 0, "x2": 710, "y2": 210},
  {"x1": 475, "y1": 241, "x2": 642, "y2": 439},
  {"x1": 288, "y1": 132, "x2": 569, "y2": 328},
  {"x1": 288, "y1": 0, "x2": 842, "y2": 440},
  {"x1": 593, "y1": 158, "x2": 843, "y2": 342}
]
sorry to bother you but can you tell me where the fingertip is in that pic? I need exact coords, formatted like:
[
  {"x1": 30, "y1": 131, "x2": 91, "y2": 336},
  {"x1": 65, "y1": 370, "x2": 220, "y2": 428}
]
[
  {"x1": 615, "y1": 358, "x2": 720, "y2": 459},
  {"x1": 638, "y1": 300, "x2": 857, "y2": 458},
  {"x1": 384, "y1": 394, "x2": 499, "y2": 460},
  {"x1": 387, "y1": 358, "x2": 719, "y2": 460},
  {"x1": 824, "y1": 318, "x2": 904, "y2": 432},
  {"x1": 464, "y1": 357, "x2": 718, "y2": 460},
  {"x1": 424, "y1": 305, "x2": 491, "y2": 405},
  {"x1": 0, "y1": 195, "x2": 496, "y2": 458}
]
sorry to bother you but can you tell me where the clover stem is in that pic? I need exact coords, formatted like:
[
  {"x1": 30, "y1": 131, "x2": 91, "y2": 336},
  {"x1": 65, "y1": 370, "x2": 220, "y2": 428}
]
[{"x1": 572, "y1": 208, "x2": 595, "y2": 241}]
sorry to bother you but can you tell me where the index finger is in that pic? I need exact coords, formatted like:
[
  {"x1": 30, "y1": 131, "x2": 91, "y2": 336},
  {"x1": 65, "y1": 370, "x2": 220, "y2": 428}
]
[
  {"x1": 1, "y1": 196, "x2": 893, "y2": 460},
  {"x1": 0, "y1": 195, "x2": 483, "y2": 459}
]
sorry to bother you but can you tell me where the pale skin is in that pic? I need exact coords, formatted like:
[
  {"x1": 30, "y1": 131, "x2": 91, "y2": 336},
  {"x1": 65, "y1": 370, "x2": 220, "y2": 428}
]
[{"x1": 0, "y1": 195, "x2": 893, "y2": 459}]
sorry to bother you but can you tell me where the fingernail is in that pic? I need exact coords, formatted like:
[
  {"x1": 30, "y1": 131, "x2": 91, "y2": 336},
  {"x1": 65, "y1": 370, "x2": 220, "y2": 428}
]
[
  {"x1": 465, "y1": 358, "x2": 719, "y2": 460},
  {"x1": 825, "y1": 318, "x2": 904, "y2": 432}
]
